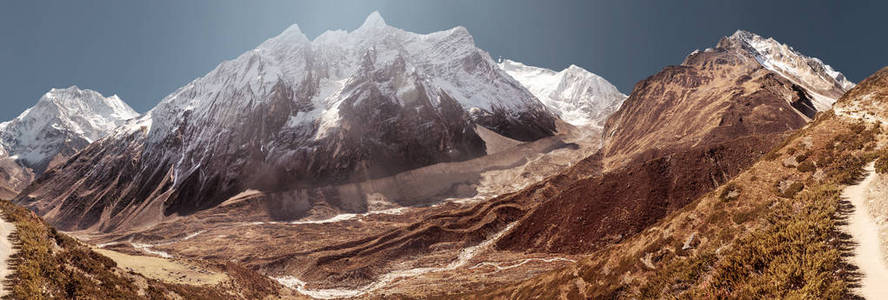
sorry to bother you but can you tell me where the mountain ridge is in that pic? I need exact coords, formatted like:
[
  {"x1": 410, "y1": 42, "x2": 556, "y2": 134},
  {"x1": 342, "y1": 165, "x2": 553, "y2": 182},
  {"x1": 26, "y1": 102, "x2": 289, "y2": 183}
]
[
  {"x1": 499, "y1": 59, "x2": 627, "y2": 131},
  {"x1": 0, "y1": 86, "x2": 137, "y2": 196}
]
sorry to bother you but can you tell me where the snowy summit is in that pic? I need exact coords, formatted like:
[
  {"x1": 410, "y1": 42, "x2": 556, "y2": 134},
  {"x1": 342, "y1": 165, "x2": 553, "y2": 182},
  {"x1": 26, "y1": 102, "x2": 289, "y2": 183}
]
[
  {"x1": 499, "y1": 59, "x2": 627, "y2": 130},
  {"x1": 0, "y1": 86, "x2": 137, "y2": 171}
]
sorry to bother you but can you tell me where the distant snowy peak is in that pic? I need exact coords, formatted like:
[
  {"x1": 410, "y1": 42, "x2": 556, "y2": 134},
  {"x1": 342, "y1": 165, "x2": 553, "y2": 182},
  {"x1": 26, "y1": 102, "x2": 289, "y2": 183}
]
[
  {"x1": 721, "y1": 30, "x2": 854, "y2": 110},
  {"x1": 499, "y1": 59, "x2": 627, "y2": 129},
  {"x1": 0, "y1": 86, "x2": 138, "y2": 169},
  {"x1": 148, "y1": 10, "x2": 552, "y2": 146},
  {"x1": 163, "y1": 10, "x2": 519, "y2": 109}
]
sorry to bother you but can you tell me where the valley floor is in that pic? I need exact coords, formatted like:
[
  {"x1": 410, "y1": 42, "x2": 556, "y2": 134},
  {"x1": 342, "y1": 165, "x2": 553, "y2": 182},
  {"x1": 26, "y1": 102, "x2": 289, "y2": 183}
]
[
  {"x1": 0, "y1": 213, "x2": 14, "y2": 297},
  {"x1": 844, "y1": 162, "x2": 888, "y2": 299}
]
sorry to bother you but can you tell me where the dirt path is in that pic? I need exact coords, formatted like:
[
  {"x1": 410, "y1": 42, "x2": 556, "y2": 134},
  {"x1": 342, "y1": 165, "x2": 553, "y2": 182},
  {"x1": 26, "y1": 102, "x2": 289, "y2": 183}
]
[
  {"x1": 843, "y1": 162, "x2": 888, "y2": 299},
  {"x1": 0, "y1": 215, "x2": 15, "y2": 297}
]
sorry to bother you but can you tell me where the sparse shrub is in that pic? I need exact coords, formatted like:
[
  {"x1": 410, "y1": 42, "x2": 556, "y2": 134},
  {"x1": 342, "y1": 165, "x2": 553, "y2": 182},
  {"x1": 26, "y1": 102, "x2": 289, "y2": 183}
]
[
  {"x1": 795, "y1": 151, "x2": 811, "y2": 163},
  {"x1": 815, "y1": 153, "x2": 834, "y2": 167},
  {"x1": 876, "y1": 151, "x2": 888, "y2": 174},
  {"x1": 731, "y1": 209, "x2": 755, "y2": 225},
  {"x1": 638, "y1": 252, "x2": 717, "y2": 298},
  {"x1": 0, "y1": 199, "x2": 254, "y2": 300},
  {"x1": 622, "y1": 121, "x2": 868, "y2": 299},
  {"x1": 706, "y1": 210, "x2": 729, "y2": 225},
  {"x1": 779, "y1": 182, "x2": 805, "y2": 198},
  {"x1": 719, "y1": 183, "x2": 741, "y2": 202},
  {"x1": 831, "y1": 153, "x2": 867, "y2": 184},
  {"x1": 708, "y1": 186, "x2": 847, "y2": 299},
  {"x1": 797, "y1": 161, "x2": 816, "y2": 172},
  {"x1": 763, "y1": 150, "x2": 781, "y2": 161},
  {"x1": 851, "y1": 121, "x2": 867, "y2": 134}
]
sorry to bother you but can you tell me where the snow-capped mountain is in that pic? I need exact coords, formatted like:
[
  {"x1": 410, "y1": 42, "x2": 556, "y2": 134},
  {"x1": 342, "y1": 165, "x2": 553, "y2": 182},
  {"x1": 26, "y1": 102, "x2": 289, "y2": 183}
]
[
  {"x1": 0, "y1": 86, "x2": 137, "y2": 195},
  {"x1": 604, "y1": 29, "x2": 854, "y2": 167},
  {"x1": 719, "y1": 30, "x2": 854, "y2": 110},
  {"x1": 499, "y1": 59, "x2": 627, "y2": 130},
  {"x1": 17, "y1": 12, "x2": 558, "y2": 231}
]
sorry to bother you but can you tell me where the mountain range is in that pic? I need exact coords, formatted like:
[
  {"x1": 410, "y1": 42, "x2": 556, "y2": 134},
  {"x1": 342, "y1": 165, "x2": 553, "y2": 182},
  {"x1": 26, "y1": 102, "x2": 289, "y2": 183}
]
[{"x1": 0, "y1": 11, "x2": 881, "y2": 300}]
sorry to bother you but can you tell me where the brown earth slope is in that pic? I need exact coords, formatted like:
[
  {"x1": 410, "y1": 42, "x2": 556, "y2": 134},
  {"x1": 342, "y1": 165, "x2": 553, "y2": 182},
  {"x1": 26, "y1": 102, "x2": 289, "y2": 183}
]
[
  {"x1": 468, "y1": 69, "x2": 888, "y2": 297},
  {"x1": 0, "y1": 199, "x2": 288, "y2": 299},
  {"x1": 494, "y1": 34, "x2": 825, "y2": 255},
  {"x1": 835, "y1": 66, "x2": 888, "y2": 121},
  {"x1": 601, "y1": 36, "x2": 817, "y2": 168}
]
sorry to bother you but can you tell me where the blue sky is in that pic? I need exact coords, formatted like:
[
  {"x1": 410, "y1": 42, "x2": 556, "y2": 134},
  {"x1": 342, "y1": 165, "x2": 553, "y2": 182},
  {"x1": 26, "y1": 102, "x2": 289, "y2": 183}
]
[{"x1": 1, "y1": 0, "x2": 885, "y2": 120}]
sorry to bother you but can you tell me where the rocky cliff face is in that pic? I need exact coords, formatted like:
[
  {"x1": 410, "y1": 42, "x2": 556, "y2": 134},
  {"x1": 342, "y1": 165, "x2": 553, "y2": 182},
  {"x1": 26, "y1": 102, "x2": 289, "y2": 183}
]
[
  {"x1": 0, "y1": 86, "x2": 137, "y2": 197},
  {"x1": 17, "y1": 12, "x2": 558, "y2": 232},
  {"x1": 726, "y1": 30, "x2": 854, "y2": 110}
]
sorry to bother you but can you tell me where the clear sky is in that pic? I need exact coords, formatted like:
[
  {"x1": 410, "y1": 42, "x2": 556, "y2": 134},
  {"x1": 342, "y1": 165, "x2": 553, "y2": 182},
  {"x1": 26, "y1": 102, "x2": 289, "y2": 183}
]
[{"x1": 1, "y1": 0, "x2": 886, "y2": 121}]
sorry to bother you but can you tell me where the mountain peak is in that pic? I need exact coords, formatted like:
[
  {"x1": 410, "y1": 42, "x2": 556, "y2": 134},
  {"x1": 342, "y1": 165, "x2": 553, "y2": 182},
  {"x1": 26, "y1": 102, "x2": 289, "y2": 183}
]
[
  {"x1": 37, "y1": 86, "x2": 136, "y2": 116},
  {"x1": 269, "y1": 23, "x2": 309, "y2": 46},
  {"x1": 728, "y1": 29, "x2": 760, "y2": 41},
  {"x1": 359, "y1": 11, "x2": 387, "y2": 30},
  {"x1": 564, "y1": 64, "x2": 589, "y2": 74},
  {"x1": 0, "y1": 86, "x2": 138, "y2": 172},
  {"x1": 51, "y1": 85, "x2": 80, "y2": 92},
  {"x1": 281, "y1": 23, "x2": 304, "y2": 36},
  {"x1": 500, "y1": 59, "x2": 626, "y2": 129},
  {"x1": 719, "y1": 29, "x2": 855, "y2": 108}
]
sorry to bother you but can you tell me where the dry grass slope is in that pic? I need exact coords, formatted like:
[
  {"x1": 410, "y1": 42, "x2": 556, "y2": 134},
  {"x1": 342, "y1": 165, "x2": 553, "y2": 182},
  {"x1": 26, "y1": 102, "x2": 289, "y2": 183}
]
[
  {"x1": 461, "y1": 112, "x2": 881, "y2": 299},
  {"x1": 0, "y1": 200, "x2": 282, "y2": 300}
]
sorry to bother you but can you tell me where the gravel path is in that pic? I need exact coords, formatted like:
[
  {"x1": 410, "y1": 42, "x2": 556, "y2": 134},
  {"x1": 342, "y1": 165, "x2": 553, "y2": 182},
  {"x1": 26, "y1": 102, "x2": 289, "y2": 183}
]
[
  {"x1": 0, "y1": 215, "x2": 15, "y2": 297},
  {"x1": 844, "y1": 162, "x2": 888, "y2": 299}
]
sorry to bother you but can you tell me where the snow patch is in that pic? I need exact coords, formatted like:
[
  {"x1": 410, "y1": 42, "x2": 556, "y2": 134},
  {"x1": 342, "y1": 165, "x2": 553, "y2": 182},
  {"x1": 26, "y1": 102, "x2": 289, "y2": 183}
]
[
  {"x1": 469, "y1": 257, "x2": 576, "y2": 271},
  {"x1": 130, "y1": 242, "x2": 172, "y2": 258},
  {"x1": 290, "y1": 207, "x2": 408, "y2": 225}
]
